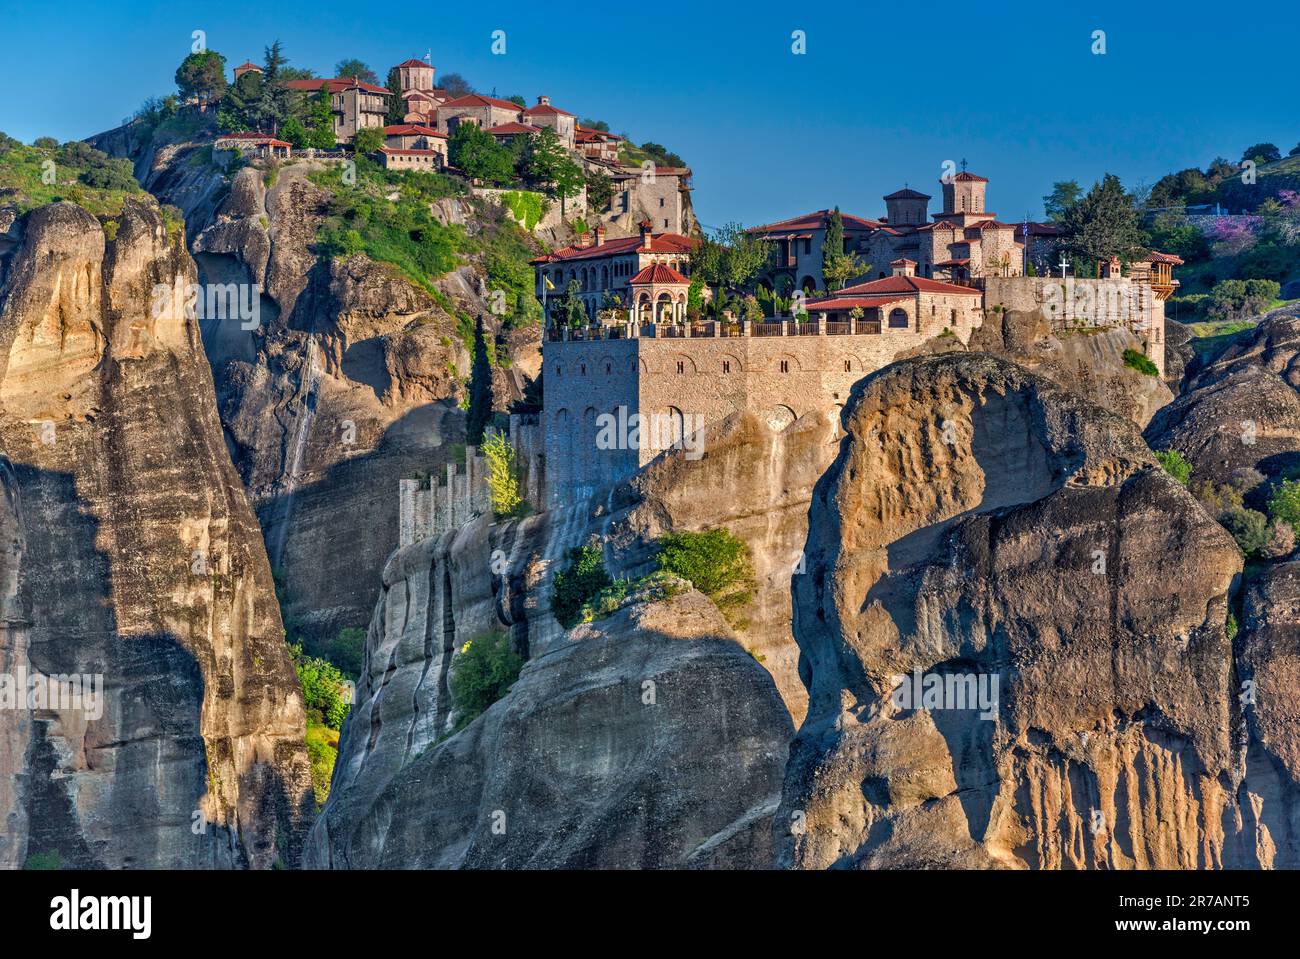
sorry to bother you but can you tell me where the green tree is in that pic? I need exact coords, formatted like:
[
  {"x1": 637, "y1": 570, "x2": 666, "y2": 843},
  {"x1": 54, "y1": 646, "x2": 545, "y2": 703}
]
[
  {"x1": 551, "y1": 543, "x2": 612, "y2": 629},
  {"x1": 585, "y1": 167, "x2": 613, "y2": 211},
  {"x1": 1269, "y1": 478, "x2": 1300, "y2": 535},
  {"x1": 693, "y1": 223, "x2": 771, "y2": 315},
  {"x1": 1042, "y1": 180, "x2": 1082, "y2": 223},
  {"x1": 255, "y1": 40, "x2": 293, "y2": 133},
  {"x1": 334, "y1": 58, "x2": 377, "y2": 83},
  {"x1": 281, "y1": 116, "x2": 307, "y2": 149},
  {"x1": 449, "y1": 632, "x2": 523, "y2": 729},
  {"x1": 522, "y1": 127, "x2": 583, "y2": 216},
  {"x1": 1241, "y1": 142, "x2": 1281, "y2": 164},
  {"x1": 384, "y1": 67, "x2": 406, "y2": 125},
  {"x1": 1058, "y1": 174, "x2": 1148, "y2": 268},
  {"x1": 217, "y1": 69, "x2": 262, "y2": 131},
  {"x1": 353, "y1": 126, "x2": 384, "y2": 156},
  {"x1": 440, "y1": 72, "x2": 473, "y2": 97},
  {"x1": 1154, "y1": 449, "x2": 1191, "y2": 485},
  {"x1": 481, "y1": 430, "x2": 522, "y2": 517},
  {"x1": 1221, "y1": 506, "x2": 1271, "y2": 556},
  {"x1": 175, "y1": 50, "x2": 227, "y2": 109},
  {"x1": 656, "y1": 528, "x2": 755, "y2": 619},
  {"x1": 304, "y1": 84, "x2": 336, "y2": 149},
  {"x1": 290, "y1": 643, "x2": 351, "y2": 729},
  {"x1": 560, "y1": 279, "x2": 587, "y2": 329},
  {"x1": 466, "y1": 315, "x2": 493, "y2": 444},
  {"x1": 448, "y1": 122, "x2": 515, "y2": 184}
]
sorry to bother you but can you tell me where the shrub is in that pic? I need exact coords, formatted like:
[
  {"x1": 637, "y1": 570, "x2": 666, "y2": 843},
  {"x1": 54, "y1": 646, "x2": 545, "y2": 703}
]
[
  {"x1": 1154, "y1": 448, "x2": 1191, "y2": 485},
  {"x1": 304, "y1": 724, "x2": 338, "y2": 808},
  {"x1": 449, "y1": 632, "x2": 523, "y2": 729},
  {"x1": 482, "y1": 430, "x2": 523, "y2": 518},
  {"x1": 290, "y1": 643, "x2": 351, "y2": 730},
  {"x1": 1261, "y1": 519, "x2": 1296, "y2": 560},
  {"x1": 1192, "y1": 480, "x2": 1244, "y2": 516},
  {"x1": 1122, "y1": 348, "x2": 1159, "y2": 376},
  {"x1": 325, "y1": 627, "x2": 366, "y2": 678},
  {"x1": 656, "y1": 528, "x2": 754, "y2": 620},
  {"x1": 551, "y1": 542, "x2": 612, "y2": 629},
  {"x1": 1269, "y1": 478, "x2": 1300, "y2": 535},
  {"x1": 1220, "y1": 506, "x2": 1270, "y2": 556}
]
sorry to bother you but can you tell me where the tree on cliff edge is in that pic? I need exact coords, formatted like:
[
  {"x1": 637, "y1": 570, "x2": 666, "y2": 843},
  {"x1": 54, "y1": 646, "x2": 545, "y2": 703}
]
[
  {"x1": 466, "y1": 315, "x2": 493, "y2": 445},
  {"x1": 1058, "y1": 173, "x2": 1148, "y2": 268}
]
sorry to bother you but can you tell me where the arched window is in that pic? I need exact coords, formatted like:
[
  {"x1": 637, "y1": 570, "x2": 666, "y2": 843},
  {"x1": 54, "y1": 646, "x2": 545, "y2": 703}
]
[{"x1": 888, "y1": 308, "x2": 909, "y2": 328}]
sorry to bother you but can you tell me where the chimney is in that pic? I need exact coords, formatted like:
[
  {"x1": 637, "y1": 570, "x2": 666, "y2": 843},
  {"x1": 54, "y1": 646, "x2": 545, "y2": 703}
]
[
  {"x1": 891, "y1": 258, "x2": 916, "y2": 277},
  {"x1": 594, "y1": 224, "x2": 606, "y2": 247},
  {"x1": 576, "y1": 231, "x2": 591, "y2": 249},
  {"x1": 639, "y1": 219, "x2": 653, "y2": 249},
  {"x1": 537, "y1": 95, "x2": 550, "y2": 106}
]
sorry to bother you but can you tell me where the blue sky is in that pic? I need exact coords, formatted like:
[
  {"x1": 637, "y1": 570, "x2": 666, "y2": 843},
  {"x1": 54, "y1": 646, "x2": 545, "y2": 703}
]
[{"x1": 2, "y1": 0, "x2": 1297, "y2": 227}]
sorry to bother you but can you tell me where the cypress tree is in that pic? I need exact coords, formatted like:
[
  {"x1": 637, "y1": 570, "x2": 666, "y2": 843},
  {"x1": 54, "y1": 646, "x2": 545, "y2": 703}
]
[{"x1": 466, "y1": 315, "x2": 493, "y2": 445}]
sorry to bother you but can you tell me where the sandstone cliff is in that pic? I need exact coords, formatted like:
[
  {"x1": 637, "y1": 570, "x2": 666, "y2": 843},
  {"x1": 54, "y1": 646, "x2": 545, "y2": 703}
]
[
  {"x1": 776, "y1": 353, "x2": 1299, "y2": 869},
  {"x1": 0, "y1": 198, "x2": 311, "y2": 868},
  {"x1": 303, "y1": 507, "x2": 792, "y2": 868}
]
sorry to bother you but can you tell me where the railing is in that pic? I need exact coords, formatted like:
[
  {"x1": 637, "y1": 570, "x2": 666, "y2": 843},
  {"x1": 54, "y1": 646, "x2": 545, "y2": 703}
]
[
  {"x1": 753, "y1": 321, "x2": 784, "y2": 337},
  {"x1": 791, "y1": 320, "x2": 820, "y2": 335},
  {"x1": 826, "y1": 321, "x2": 852, "y2": 335},
  {"x1": 546, "y1": 316, "x2": 894, "y2": 341}
]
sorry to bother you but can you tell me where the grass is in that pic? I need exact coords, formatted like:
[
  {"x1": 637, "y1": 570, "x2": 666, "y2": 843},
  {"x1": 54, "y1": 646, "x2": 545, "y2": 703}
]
[
  {"x1": 304, "y1": 724, "x2": 339, "y2": 808},
  {"x1": 0, "y1": 141, "x2": 144, "y2": 217},
  {"x1": 1186, "y1": 319, "x2": 1257, "y2": 360}
]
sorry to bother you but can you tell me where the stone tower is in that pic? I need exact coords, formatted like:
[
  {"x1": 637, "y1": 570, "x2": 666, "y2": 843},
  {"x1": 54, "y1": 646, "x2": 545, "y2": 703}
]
[
  {"x1": 395, "y1": 58, "x2": 435, "y2": 92},
  {"x1": 883, "y1": 188, "x2": 930, "y2": 227},
  {"x1": 941, "y1": 171, "x2": 989, "y2": 217}
]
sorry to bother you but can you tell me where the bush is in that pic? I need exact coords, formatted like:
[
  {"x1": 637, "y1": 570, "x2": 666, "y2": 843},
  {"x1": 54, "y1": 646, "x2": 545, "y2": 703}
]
[
  {"x1": 324, "y1": 627, "x2": 366, "y2": 678},
  {"x1": 23, "y1": 851, "x2": 61, "y2": 870},
  {"x1": 1154, "y1": 448, "x2": 1191, "y2": 485},
  {"x1": 449, "y1": 632, "x2": 523, "y2": 729},
  {"x1": 482, "y1": 430, "x2": 523, "y2": 518},
  {"x1": 1268, "y1": 478, "x2": 1300, "y2": 535},
  {"x1": 1261, "y1": 520, "x2": 1296, "y2": 560},
  {"x1": 551, "y1": 542, "x2": 612, "y2": 629},
  {"x1": 1122, "y1": 348, "x2": 1159, "y2": 377},
  {"x1": 290, "y1": 643, "x2": 351, "y2": 729},
  {"x1": 656, "y1": 528, "x2": 754, "y2": 620},
  {"x1": 1220, "y1": 506, "x2": 1270, "y2": 556},
  {"x1": 1193, "y1": 480, "x2": 1244, "y2": 516},
  {"x1": 304, "y1": 724, "x2": 338, "y2": 808}
]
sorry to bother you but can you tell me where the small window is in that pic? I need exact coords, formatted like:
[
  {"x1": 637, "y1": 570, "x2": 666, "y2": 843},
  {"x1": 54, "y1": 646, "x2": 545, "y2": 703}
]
[
  {"x1": 580, "y1": 363, "x2": 586, "y2": 375},
  {"x1": 659, "y1": 197, "x2": 665, "y2": 207},
  {"x1": 779, "y1": 360, "x2": 789, "y2": 373},
  {"x1": 556, "y1": 365, "x2": 562, "y2": 376},
  {"x1": 723, "y1": 360, "x2": 731, "y2": 373},
  {"x1": 605, "y1": 363, "x2": 611, "y2": 374},
  {"x1": 844, "y1": 359, "x2": 852, "y2": 372},
  {"x1": 676, "y1": 360, "x2": 684, "y2": 374}
]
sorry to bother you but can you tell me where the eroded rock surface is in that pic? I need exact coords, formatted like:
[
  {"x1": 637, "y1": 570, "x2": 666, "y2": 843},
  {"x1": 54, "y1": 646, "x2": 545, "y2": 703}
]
[
  {"x1": 0, "y1": 199, "x2": 311, "y2": 868},
  {"x1": 779, "y1": 353, "x2": 1261, "y2": 869}
]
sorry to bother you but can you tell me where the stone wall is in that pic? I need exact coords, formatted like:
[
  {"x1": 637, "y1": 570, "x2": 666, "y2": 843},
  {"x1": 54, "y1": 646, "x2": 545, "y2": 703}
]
[{"x1": 984, "y1": 275, "x2": 1166, "y2": 374}]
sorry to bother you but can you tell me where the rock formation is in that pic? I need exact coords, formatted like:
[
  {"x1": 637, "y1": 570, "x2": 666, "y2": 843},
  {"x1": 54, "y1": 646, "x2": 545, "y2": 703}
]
[
  {"x1": 304, "y1": 512, "x2": 792, "y2": 869},
  {"x1": 0, "y1": 198, "x2": 311, "y2": 868},
  {"x1": 776, "y1": 353, "x2": 1287, "y2": 869}
]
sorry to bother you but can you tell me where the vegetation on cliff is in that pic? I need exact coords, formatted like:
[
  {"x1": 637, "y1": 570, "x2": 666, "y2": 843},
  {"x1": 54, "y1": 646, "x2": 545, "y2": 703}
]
[
  {"x1": 0, "y1": 134, "x2": 143, "y2": 215},
  {"x1": 449, "y1": 632, "x2": 523, "y2": 730}
]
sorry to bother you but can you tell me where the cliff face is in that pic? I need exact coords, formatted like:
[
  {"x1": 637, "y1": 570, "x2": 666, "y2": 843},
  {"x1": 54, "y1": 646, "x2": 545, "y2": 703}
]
[
  {"x1": 94, "y1": 128, "x2": 542, "y2": 644},
  {"x1": 304, "y1": 507, "x2": 792, "y2": 869},
  {"x1": 0, "y1": 198, "x2": 311, "y2": 868},
  {"x1": 776, "y1": 353, "x2": 1300, "y2": 869}
]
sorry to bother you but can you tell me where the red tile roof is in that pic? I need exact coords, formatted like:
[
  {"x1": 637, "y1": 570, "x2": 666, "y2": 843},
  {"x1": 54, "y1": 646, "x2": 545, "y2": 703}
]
[
  {"x1": 486, "y1": 122, "x2": 542, "y2": 135},
  {"x1": 234, "y1": 61, "x2": 262, "y2": 72},
  {"x1": 806, "y1": 295, "x2": 910, "y2": 311},
  {"x1": 952, "y1": 171, "x2": 988, "y2": 182},
  {"x1": 884, "y1": 188, "x2": 931, "y2": 200},
  {"x1": 533, "y1": 232, "x2": 696, "y2": 264},
  {"x1": 384, "y1": 124, "x2": 445, "y2": 137},
  {"x1": 395, "y1": 59, "x2": 431, "y2": 69},
  {"x1": 284, "y1": 77, "x2": 390, "y2": 95},
  {"x1": 1147, "y1": 250, "x2": 1185, "y2": 265},
  {"x1": 575, "y1": 125, "x2": 622, "y2": 142},
  {"x1": 933, "y1": 258, "x2": 971, "y2": 267},
  {"x1": 381, "y1": 148, "x2": 442, "y2": 156},
  {"x1": 630, "y1": 263, "x2": 690, "y2": 284},
  {"x1": 890, "y1": 258, "x2": 916, "y2": 265},
  {"x1": 833, "y1": 275, "x2": 982, "y2": 297},
  {"x1": 439, "y1": 93, "x2": 523, "y2": 111},
  {"x1": 523, "y1": 101, "x2": 574, "y2": 117},
  {"x1": 747, "y1": 209, "x2": 882, "y2": 234}
]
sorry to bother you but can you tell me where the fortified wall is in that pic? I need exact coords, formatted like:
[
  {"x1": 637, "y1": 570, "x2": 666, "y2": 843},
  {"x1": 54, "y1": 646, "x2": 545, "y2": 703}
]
[
  {"x1": 542, "y1": 315, "x2": 977, "y2": 505},
  {"x1": 983, "y1": 275, "x2": 1166, "y2": 375}
]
